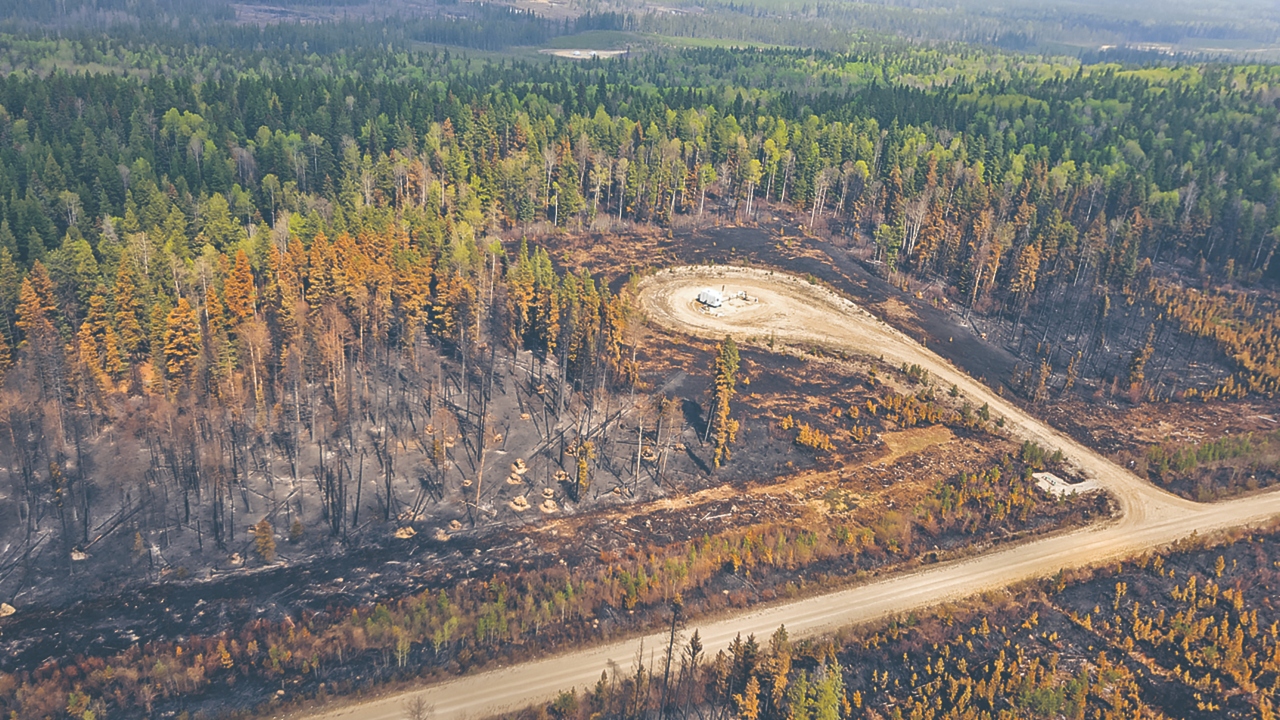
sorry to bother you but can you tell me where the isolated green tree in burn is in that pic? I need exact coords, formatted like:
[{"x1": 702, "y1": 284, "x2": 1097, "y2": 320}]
[
  {"x1": 575, "y1": 441, "x2": 595, "y2": 501},
  {"x1": 710, "y1": 336, "x2": 740, "y2": 468},
  {"x1": 254, "y1": 518, "x2": 276, "y2": 563}
]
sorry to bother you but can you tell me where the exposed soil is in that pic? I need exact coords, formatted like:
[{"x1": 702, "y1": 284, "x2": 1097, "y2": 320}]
[
  {"x1": 836, "y1": 524, "x2": 1280, "y2": 720},
  {"x1": 4, "y1": 218, "x2": 1266, "y2": 720},
  {"x1": 539, "y1": 49, "x2": 629, "y2": 58},
  {"x1": 553, "y1": 221, "x2": 1023, "y2": 396},
  {"x1": 552, "y1": 220, "x2": 1277, "y2": 500},
  {"x1": 1038, "y1": 397, "x2": 1280, "y2": 500},
  {"x1": 0, "y1": 326, "x2": 1008, "y2": 659},
  {"x1": 2, "y1": 288, "x2": 1076, "y2": 720}
]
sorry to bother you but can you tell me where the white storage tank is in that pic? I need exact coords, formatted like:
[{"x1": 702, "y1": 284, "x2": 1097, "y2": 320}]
[{"x1": 697, "y1": 288, "x2": 724, "y2": 308}]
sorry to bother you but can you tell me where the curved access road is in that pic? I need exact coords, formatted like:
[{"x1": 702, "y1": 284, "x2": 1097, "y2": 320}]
[{"x1": 306, "y1": 265, "x2": 1280, "y2": 720}]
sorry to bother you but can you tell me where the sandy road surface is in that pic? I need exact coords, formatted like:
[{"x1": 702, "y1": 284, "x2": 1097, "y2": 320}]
[
  {"x1": 308, "y1": 265, "x2": 1280, "y2": 720},
  {"x1": 539, "y1": 49, "x2": 629, "y2": 59}
]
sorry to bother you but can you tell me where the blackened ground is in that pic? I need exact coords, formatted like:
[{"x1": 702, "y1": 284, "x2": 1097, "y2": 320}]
[
  {"x1": 839, "y1": 530, "x2": 1280, "y2": 720},
  {"x1": 586, "y1": 221, "x2": 1026, "y2": 397},
  {"x1": 0, "y1": 221, "x2": 1139, "y2": 719}
]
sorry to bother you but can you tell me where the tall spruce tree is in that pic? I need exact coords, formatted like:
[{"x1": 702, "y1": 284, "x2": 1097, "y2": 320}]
[{"x1": 710, "y1": 335, "x2": 740, "y2": 468}]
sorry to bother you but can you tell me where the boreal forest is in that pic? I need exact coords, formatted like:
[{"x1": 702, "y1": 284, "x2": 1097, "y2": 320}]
[{"x1": 1, "y1": 0, "x2": 1280, "y2": 719}]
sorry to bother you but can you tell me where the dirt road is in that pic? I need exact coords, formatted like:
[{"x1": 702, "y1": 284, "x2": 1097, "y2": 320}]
[{"x1": 308, "y1": 265, "x2": 1280, "y2": 720}]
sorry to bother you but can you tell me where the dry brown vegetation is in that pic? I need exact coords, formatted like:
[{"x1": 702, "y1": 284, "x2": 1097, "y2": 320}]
[
  {"x1": 1040, "y1": 397, "x2": 1280, "y2": 501},
  {"x1": 0, "y1": 316, "x2": 1109, "y2": 720},
  {"x1": 521, "y1": 523, "x2": 1280, "y2": 720}
]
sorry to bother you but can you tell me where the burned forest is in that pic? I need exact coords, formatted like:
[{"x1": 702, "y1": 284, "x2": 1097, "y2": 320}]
[{"x1": 1, "y1": 6, "x2": 1280, "y2": 720}]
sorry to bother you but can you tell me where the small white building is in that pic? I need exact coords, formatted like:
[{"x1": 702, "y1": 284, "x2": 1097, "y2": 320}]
[
  {"x1": 1033, "y1": 471, "x2": 1099, "y2": 498},
  {"x1": 697, "y1": 288, "x2": 724, "y2": 308}
]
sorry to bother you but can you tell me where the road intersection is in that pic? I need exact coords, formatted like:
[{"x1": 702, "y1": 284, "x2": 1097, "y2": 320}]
[{"x1": 308, "y1": 265, "x2": 1280, "y2": 720}]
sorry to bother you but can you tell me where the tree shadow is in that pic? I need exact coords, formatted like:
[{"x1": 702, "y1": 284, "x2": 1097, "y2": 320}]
[{"x1": 680, "y1": 398, "x2": 712, "y2": 475}]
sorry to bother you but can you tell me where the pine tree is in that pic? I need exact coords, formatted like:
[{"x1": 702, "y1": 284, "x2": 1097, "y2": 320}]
[
  {"x1": 0, "y1": 328, "x2": 11, "y2": 383},
  {"x1": 0, "y1": 220, "x2": 16, "y2": 260},
  {"x1": 224, "y1": 248, "x2": 256, "y2": 322},
  {"x1": 163, "y1": 206, "x2": 190, "y2": 259},
  {"x1": 505, "y1": 239, "x2": 536, "y2": 348},
  {"x1": 17, "y1": 264, "x2": 64, "y2": 394},
  {"x1": 102, "y1": 325, "x2": 125, "y2": 379},
  {"x1": 15, "y1": 263, "x2": 58, "y2": 346},
  {"x1": 268, "y1": 242, "x2": 303, "y2": 339},
  {"x1": 201, "y1": 193, "x2": 240, "y2": 250},
  {"x1": 575, "y1": 441, "x2": 595, "y2": 501},
  {"x1": 77, "y1": 292, "x2": 120, "y2": 391},
  {"x1": 1009, "y1": 242, "x2": 1041, "y2": 300},
  {"x1": 77, "y1": 319, "x2": 110, "y2": 392},
  {"x1": 1127, "y1": 325, "x2": 1156, "y2": 391},
  {"x1": 734, "y1": 675, "x2": 761, "y2": 720},
  {"x1": 0, "y1": 247, "x2": 20, "y2": 320},
  {"x1": 148, "y1": 295, "x2": 174, "y2": 379},
  {"x1": 710, "y1": 336, "x2": 741, "y2": 468},
  {"x1": 767, "y1": 626, "x2": 792, "y2": 713},
  {"x1": 163, "y1": 297, "x2": 202, "y2": 388},
  {"x1": 254, "y1": 518, "x2": 276, "y2": 562},
  {"x1": 556, "y1": 143, "x2": 584, "y2": 225},
  {"x1": 1063, "y1": 351, "x2": 1082, "y2": 394},
  {"x1": 1033, "y1": 358, "x2": 1051, "y2": 403},
  {"x1": 307, "y1": 232, "x2": 336, "y2": 308},
  {"x1": 203, "y1": 286, "x2": 235, "y2": 385},
  {"x1": 113, "y1": 260, "x2": 145, "y2": 358},
  {"x1": 63, "y1": 237, "x2": 101, "y2": 307},
  {"x1": 204, "y1": 286, "x2": 227, "y2": 341},
  {"x1": 24, "y1": 228, "x2": 46, "y2": 264},
  {"x1": 27, "y1": 261, "x2": 58, "y2": 315},
  {"x1": 83, "y1": 292, "x2": 111, "y2": 338}
]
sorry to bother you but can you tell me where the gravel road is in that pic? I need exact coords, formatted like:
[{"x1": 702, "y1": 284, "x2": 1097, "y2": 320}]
[{"x1": 305, "y1": 265, "x2": 1280, "y2": 720}]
